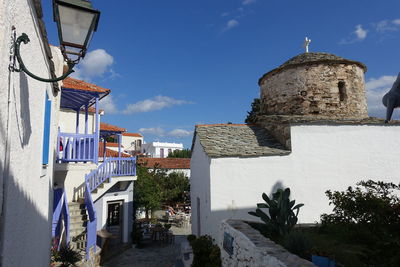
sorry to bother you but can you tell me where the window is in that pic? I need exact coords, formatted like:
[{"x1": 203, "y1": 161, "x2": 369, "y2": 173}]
[
  {"x1": 136, "y1": 139, "x2": 142, "y2": 150},
  {"x1": 42, "y1": 92, "x2": 52, "y2": 165},
  {"x1": 168, "y1": 148, "x2": 172, "y2": 155},
  {"x1": 338, "y1": 81, "x2": 346, "y2": 102},
  {"x1": 160, "y1": 148, "x2": 164, "y2": 158}
]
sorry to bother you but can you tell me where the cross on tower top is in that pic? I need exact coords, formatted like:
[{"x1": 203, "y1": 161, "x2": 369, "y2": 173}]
[{"x1": 303, "y1": 37, "x2": 311, "y2": 53}]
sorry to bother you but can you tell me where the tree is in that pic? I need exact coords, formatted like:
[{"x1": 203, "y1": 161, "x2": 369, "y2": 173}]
[
  {"x1": 160, "y1": 171, "x2": 190, "y2": 205},
  {"x1": 133, "y1": 165, "x2": 163, "y2": 219},
  {"x1": 245, "y1": 98, "x2": 261, "y2": 123},
  {"x1": 167, "y1": 149, "x2": 191, "y2": 158},
  {"x1": 321, "y1": 180, "x2": 400, "y2": 265}
]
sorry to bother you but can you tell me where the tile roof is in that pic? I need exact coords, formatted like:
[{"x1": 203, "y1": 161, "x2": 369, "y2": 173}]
[
  {"x1": 122, "y1": 133, "x2": 143, "y2": 137},
  {"x1": 138, "y1": 158, "x2": 190, "y2": 169},
  {"x1": 98, "y1": 146, "x2": 131, "y2": 158},
  {"x1": 100, "y1": 122, "x2": 126, "y2": 132},
  {"x1": 62, "y1": 77, "x2": 110, "y2": 94},
  {"x1": 193, "y1": 124, "x2": 290, "y2": 158}
]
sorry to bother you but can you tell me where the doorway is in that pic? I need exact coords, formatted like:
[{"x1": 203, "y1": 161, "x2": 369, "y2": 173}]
[{"x1": 106, "y1": 200, "x2": 124, "y2": 246}]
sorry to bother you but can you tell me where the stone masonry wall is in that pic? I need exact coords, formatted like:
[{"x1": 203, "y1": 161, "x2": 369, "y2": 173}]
[
  {"x1": 220, "y1": 219, "x2": 315, "y2": 267},
  {"x1": 259, "y1": 63, "x2": 368, "y2": 119}
]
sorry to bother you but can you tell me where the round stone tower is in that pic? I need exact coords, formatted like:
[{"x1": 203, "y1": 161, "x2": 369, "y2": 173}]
[{"x1": 258, "y1": 52, "x2": 368, "y2": 119}]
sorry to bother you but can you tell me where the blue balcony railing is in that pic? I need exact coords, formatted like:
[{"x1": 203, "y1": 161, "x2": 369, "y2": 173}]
[{"x1": 57, "y1": 132, "x2": 98, "y2": 163}]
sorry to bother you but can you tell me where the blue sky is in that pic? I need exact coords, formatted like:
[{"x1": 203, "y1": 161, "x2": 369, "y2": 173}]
[{"x1": 43, "y1": 0, "x2": 400, "y2": 148}]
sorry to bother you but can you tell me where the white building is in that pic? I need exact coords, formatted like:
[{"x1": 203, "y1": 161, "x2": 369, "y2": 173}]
[
  {"x1": 138, "y1": 157, "x2": 190, "y2": 177},
  {"x1": 121, "y1": 132, "x2": 143, "y2": 155},
  {"x1": 0, "y1": 1, "x2": 63, "y2": 266},
  {"x1": 54, "y1": 78, "x2": 136, "y2": 261},
  {"x1": 190, "y1": 52, "x2": 400, "y2": 243},
  {"x1": 141, "y1": 141, "x2": 183, "y2": 158}
]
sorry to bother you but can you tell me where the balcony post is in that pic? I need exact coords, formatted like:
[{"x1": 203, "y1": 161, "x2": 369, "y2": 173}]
[
  {"x1": 94, "y1": 96, "x2": 99, "y2": 164},
  {"x1": 85, "y1": 104, "x2": 88, "y2": 134},
  {"x1": 118, "y1": 134, "x2": 122, "y2": 158},
  {"x1": 76, "y1": 109, "x2": 80, "y2": 134}
]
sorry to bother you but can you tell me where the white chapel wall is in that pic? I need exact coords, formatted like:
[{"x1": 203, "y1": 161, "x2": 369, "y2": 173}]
[{"x1": 203, "y1": 125, "x2": 400, "y2": 242}]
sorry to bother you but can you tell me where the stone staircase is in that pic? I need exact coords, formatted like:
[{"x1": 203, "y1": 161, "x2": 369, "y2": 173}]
[{"x1": 69, "y1": 202, "x2": 88, "y2": 251}]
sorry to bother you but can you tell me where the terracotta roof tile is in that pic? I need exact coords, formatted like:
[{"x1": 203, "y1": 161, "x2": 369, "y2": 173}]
[
  {"x1": 100, "y1": 122, "x2": 126, "y2": 132},
  {"x1": 62, "y1": 77, "x2": 110, "y2": 94},
  {"x1": 138, "y1": 158, "x2": 190, "y2": 169},
  {"x1": 122, "y1": 133, "x2": 143, "y2": 137},
  {"x1": 98, "y1": 146, "x2": 131, "y2": 158}
]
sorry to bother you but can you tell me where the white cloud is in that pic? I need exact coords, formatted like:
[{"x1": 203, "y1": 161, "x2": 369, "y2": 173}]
[
  {"x1": 392, "y1": 19, "x2": 400, "y2": 25},
  {"x1": 122, "y1": 95, "x2": 191, "y2": 114},
  {"x1": 221, "y1": 12, "x2": 229, "y2": 17},
  {"x1": 138, "y1": 127, "x2": 192, "y2": 139},
  {"x1": 355, "y1": 24, "x2": 367, "y2": 40},
  {"x1": 71, "y1": 49, "x2": 115, "y2": 81},
  {"x1": 339, "y1": 24, "x2": 367, "y2": 44},
  {"x1": 242, "y1": 0, "x2": 256, "y2": 5},
  {"x1": 139, "y1": 127, "x2": 165, "y2": 137},
  {"x1": 99, "y1": 95, "x2": 118, "y2": 114},
  {"x1": 167, "y1": 129, "x2": 192, "y2": 138},
  {"x1": 365, "y1": 75, "x2": 397, "y2": 117},
  {"x1": 223, "y1": 19, "x2": 239, "y2": 32}
]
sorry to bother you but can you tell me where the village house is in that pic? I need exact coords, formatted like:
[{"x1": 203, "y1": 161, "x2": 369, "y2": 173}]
[
  {"x1": 138, "y1": 157, "x2": 191, "y2": 177},
  {"x1": 121, "y1": 132, "x2": 144, "y2": 156},
  {"x1": 53, "y1": 77, "x2": 137, "y2": 262},
  {"x1": 190, "y1": 52, "x2": 400, "y2": 242},
  {"x1": 0, "y1": 1, "x2": 66, "y2": 266},
  {"x1": 141, "y1": 141, "x2": 184, "y2": 158}
]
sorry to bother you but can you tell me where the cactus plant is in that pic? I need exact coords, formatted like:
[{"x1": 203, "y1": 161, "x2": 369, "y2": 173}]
[{"x1": 248, "y1": 188, "x2": 304, "y2": 237}]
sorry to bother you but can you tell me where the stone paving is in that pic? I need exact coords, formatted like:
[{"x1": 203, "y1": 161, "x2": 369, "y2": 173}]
[{"x1": 101, "y1": 224, "x2": 191, "y2": 267}]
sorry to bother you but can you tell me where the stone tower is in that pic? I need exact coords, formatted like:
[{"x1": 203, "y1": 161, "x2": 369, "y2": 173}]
[{"x1": 258, "y1": 52, "x2": 368, "y2": 119}]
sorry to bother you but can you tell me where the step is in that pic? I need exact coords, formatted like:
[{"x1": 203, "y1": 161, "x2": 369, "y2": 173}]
[
  {"x1": 71, "y1": 233, "x2": 87, "y2": 242},
  {"x1": 69, "y1": 202, "x2": 86, "y2": 209},
  {"x1": 70, "y1": 228, "x2": 86, "y2": 236},
  {"x1": 69, "y1": 214, "x2": 88, "y2": 223},
  {"x1": 71, "y1": 240, "x2": 87, "y2": 250},
  {"x1": 70, "y1": 220, "x2": 87, "y2": 229}
]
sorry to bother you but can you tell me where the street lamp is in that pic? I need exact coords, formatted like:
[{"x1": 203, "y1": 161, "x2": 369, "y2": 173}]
[{"x1": 11, "y1": 0, "x2": 100, "y2": 82}]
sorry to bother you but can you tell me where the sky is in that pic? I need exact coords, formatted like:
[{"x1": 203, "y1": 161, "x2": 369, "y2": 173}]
[{"x1": 43, "y1": 0, "x2": 400, "y2": 148}]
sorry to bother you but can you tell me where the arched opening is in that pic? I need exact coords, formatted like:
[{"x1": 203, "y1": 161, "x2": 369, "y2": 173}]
[{"x1": 338, "y1": 81, "x2": 346, "y2": 102}]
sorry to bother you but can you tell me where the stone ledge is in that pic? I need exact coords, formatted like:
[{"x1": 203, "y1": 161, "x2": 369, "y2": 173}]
[
  {"x1": 257, "y1": 115, "x2": 400, "y2": 125},
  {"x1": 220, "y1": 219, "x2": 316, "y2": 267}
]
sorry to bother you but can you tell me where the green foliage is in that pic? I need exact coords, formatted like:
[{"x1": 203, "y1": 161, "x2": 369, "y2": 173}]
[
  {"x1": 134, "y1": 164, "x2": 190, "y2": 217},
  {"x1": 159, "y1": 171, "x2": 190, "y2": 204},
  {"x1": 189, "y1": 235, "x2": 221, "y2": 267},
  {"x1": 282, "y1": 231, "x2": 312, "y2": 260},
  {"x1": 133, "y1": 165, "x2": 163, "y2": 218},
  {"x1": 248, "y1": 188, "x2": 304, "y2": 237},
  {"x1": 321, "y1": 180, "x2": 400, "y2": 266},
  {"x1": 245, "y1": 98, "x2": 261, "y2": 123},
  {"x1": 52, "y1": 245, "x2": 82, "y2": 267},
  {"x1": 131, "y1": 221, "x2": 143, "y2": 247},
  {"x1": 187, "y1": 234, "x2": 197, "y2": 244},
  {"x1": 167, "y1": 149, "x2": 191, "y2": 158}
]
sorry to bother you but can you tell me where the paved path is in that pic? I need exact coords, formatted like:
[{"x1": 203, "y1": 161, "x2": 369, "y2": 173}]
[{"x1": 101, "y1": 225, "x2": 191, "y2": 267}]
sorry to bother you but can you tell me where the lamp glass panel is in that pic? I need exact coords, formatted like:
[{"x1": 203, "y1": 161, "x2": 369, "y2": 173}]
[{"x1": 58, "y1": 5, "x2": 95, "y2": 46}]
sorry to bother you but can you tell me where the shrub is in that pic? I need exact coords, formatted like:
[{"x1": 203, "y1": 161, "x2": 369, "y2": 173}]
[
  {"x1": 321, "y1": 180, "x2": 400, "y2": 265},
  {"x1": 189, "y1": 235, "x2": 221, "y2": 267},
  {"x1": 53, "y1": 244, "x2": 82, "y2": 267},
  {"x1": 248, "y1": 188, "x2": 304, "y2": 237},
  {"x1": 283, "y1": 231, "x2": 312, "y2": 260}
]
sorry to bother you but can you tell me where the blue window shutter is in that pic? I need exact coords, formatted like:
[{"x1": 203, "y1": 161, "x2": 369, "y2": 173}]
[{"x1": 42, "y1": 92, "x2": 52, "y2": 165}]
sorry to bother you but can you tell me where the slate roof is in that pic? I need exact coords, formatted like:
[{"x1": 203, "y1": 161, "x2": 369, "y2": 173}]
[
  {"x1": 193, "y1": 124, "x2": 290, "y2": 158},
  {"x1": 138, "y1": 158, "x2": 190, "y2": 169},
  {"x1": 259, "y1": 52, "x2": 367, "y2": 85}
]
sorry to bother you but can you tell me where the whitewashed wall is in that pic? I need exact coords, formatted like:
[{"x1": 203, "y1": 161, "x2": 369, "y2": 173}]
[
  {"x1": 190, "y1": 137, "x2": 211, "y2": 237},
  {"x1": 121, "y1": 135, "x2": 143, "y2": 152},
  {"x1": 0, "y1": 1, "x2": 63, "y2": 266},
  {"x1": 58, "y1": 109, "x2": 96, "y2": 134},
  {"x1": 94, "y1": 182, "x2": 133, "y2": 244},
  {"x1": 191, "y1": 125, "x2": 400, "y2": 242},
  {"x1": 141, "y1": 142, "x2": 183, "y2": 158}
]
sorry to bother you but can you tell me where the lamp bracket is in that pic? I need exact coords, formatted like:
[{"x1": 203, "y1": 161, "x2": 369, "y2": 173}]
[{"x1": 10, "y1": 33, "x2": 75, "y2": 83}]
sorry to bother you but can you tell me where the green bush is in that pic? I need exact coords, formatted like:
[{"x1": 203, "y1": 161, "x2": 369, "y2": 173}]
[
  {"x1": 282, "y1": 231, "x2": 312, "y2": 260},
  {"x1": 189, "y1": 235, "x2": 221, "y2": 267},
  {"x1": 321, "y1": 180, "x2": 400, "y2": 266},
  {"x1": 53, "y1": 244, "x2": 82, "y2": 267}
]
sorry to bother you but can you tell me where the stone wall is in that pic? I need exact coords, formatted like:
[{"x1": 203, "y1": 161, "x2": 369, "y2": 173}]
[
  {"x1": 259, "y1": 63, "x2": 368, "y2": 119},
  {"x1": 220, "y1": 219, "x2": 315, "y2": 267}
]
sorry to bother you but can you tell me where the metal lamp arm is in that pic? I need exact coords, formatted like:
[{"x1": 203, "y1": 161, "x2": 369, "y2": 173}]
[{"x1": 14, "y1": 33, "x2": 75, "y2": 83}]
